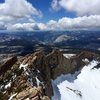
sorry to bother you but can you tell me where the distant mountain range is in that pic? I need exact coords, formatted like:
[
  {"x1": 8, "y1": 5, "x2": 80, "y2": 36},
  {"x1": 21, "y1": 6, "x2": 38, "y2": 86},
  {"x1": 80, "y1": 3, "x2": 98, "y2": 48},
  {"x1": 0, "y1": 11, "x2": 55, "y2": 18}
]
[{"x1": 0, "y1": 30, "x2": 100, "y2": 56}]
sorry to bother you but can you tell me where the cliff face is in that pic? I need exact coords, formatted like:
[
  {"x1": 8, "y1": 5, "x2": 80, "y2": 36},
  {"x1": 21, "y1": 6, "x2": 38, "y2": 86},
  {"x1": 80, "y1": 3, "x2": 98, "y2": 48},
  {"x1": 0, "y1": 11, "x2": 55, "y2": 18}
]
[
  {"x1": 46, "y1": 50, "x2": 74, "y2": 79},
  {"x1": 46, "y1": 50, "x2": 97, "y2": 79},
  {"x1": 0, "y1": 50, "x2": 99, "y2": 100}
]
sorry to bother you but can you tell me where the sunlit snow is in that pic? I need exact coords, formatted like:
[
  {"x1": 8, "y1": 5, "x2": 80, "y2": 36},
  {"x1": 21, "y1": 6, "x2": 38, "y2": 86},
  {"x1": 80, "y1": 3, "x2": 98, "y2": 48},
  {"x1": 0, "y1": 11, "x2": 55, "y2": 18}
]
[
  {"x1": 52, "y1": 61, "x2": 100, "y2": 100},
  {"x1": 19, "y1": 63, "x2": 28, "y2": 71},
  {"x1": 5, "y1": 82, "x2": 11, "y2": 89},
  {"x1": 63, "y1": 54, "x2": 76, "y2": 59},
  {"x1": 8, "y1": 93, "x2": 17, "y2": 100}
]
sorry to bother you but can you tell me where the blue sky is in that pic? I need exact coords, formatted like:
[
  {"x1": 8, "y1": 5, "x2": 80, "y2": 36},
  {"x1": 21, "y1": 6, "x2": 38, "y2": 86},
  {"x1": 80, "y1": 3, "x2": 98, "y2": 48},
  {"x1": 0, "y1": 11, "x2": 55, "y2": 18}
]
[
  {"x1": 28, "y1": 0, "x2": 76, "y2": 23},
  {"x1": 0, "y1": 0, "x2": 100, "y2": 31}
]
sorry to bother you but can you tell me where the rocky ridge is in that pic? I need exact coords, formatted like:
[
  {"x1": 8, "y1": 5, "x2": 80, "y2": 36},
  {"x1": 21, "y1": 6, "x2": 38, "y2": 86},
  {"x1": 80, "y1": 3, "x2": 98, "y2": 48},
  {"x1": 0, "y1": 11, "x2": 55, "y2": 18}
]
[{"x1": 0, "y1": 50, "x2": 99, "y2": 100}]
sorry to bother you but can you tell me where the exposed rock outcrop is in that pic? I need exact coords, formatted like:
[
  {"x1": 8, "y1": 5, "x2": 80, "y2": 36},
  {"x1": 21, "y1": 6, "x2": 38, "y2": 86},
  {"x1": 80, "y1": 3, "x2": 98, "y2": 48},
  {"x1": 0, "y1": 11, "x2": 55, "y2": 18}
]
[
  {"x1": 46, "y1": 49, "x2": 74, "y2": 79},
  {"x1": 0, "y1": 50, "x2": 99, "y2": 100},
  {"x1": 46, "y1": 50, "x2": 97, "y2": 79}
]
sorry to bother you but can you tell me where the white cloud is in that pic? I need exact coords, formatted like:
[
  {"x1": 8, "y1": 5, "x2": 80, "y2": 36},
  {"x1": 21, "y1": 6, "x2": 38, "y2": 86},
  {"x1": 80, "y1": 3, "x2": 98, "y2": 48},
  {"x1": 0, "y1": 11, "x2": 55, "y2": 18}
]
[
  {"x1": 0, "y1": 0, "x2": 42, "y2": 17},
  {"x1": 51, "y1": 0, "x2": 100, "y2": 16},
  {"x1": 1, "y1": 0, "x2": 100, "y2": 31},
  {"x1": 0, "y1": 0, "x2": 42, "y2": 25},
  {"x1": 7, "y1": 23, "x2": 39, "y2": 31},
  {"x1": 51, "y1": 0, "x2": 60, "y2": 11},
  {"x1": 59, "y1": 15, "x2": 100, "y2": 29},
  {"x1": 46, "y1": 20, "x2": 59, "y2": 30},
  {"x1": 43, "y1": 15, "x2": 100, "y2": 30},
  {"x1": 7, "y1": 15, "x2": 100, "y2": 31},
  {"x1": 38, "y1": 23, "x2": 47, "y2": 30}
]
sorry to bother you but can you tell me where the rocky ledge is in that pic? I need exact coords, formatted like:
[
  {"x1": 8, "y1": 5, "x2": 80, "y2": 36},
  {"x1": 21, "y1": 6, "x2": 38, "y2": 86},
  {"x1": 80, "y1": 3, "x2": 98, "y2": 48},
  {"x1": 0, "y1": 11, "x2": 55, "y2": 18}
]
[{"x1": 0, "y1": 50, "x2": 99, "y2": 100}]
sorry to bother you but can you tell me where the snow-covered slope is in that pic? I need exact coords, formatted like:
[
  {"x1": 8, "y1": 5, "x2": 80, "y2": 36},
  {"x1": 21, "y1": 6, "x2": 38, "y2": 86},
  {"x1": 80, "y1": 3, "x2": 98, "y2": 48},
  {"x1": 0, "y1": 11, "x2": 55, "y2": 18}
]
[
  {"x1": 63, "y1": 54, "x2": 76, "y2": 59},
  {"x1": 52, "y1": 60, "x2": 100, "y2": 100}
]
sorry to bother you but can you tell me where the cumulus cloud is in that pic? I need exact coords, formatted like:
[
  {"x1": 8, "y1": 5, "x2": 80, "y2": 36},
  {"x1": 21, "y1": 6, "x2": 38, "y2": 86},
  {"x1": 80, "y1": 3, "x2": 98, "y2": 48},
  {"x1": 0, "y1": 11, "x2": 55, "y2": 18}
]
[
  {"x1": 0, "y1": 0, "x2": 42, "y2": 26},
  {"x1": 47, "y1": 15, "x2": 100, "y2": 30},
  {"x1": 6, "y1": 15, "x2": 100, "y2": 31},
  {"x1": 0, "y1": 0, "x2": 100, "y2": 31},
  {"x1": 0, "y1": 0, "x2": 42, "y2": 17},
  {"x1": 7, "y1": 23, "x2": 40, "y2": 31},
  {"x1": 51, "y1": 0, "x2": 100, "y2": 16}
]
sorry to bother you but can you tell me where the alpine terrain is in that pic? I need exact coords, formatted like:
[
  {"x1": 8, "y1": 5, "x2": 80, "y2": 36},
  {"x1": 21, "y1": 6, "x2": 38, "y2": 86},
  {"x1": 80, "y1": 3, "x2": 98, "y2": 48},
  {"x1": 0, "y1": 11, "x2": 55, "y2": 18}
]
[{"x1": 0, "y1": 49, "x2": 100, "y2": 100}]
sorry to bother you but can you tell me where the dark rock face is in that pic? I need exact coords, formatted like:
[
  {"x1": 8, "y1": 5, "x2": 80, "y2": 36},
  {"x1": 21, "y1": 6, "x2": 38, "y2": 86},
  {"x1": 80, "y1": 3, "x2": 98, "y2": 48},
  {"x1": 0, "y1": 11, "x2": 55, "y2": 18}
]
[
  {"x1": 46, "y1": 50, "x2": 97, "y2": 79},
  {"x1": 46, "y1": 49, "x2": 74, "y2": 79},
  {"x1": 0, "y1": 56, "x2": 17, "y2": 76},
  {"x1": 0, "y1": 50, "x2": 99, "y2": 100},
  {"x1": 71, "y1": 51, "x2": 97, "y2": 71}
]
